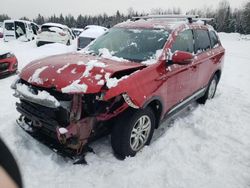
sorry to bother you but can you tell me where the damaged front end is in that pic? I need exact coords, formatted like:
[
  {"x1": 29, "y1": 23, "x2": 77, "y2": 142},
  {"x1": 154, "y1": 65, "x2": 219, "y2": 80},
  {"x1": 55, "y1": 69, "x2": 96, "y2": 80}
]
[{"x1": 12, "y1": 78, "x2": 129, "y2": 159}]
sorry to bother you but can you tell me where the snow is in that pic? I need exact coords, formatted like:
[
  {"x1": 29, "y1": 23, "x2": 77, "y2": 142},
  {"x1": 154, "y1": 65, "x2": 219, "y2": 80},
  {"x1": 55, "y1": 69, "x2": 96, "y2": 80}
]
[
  {"x1": 49, "y1": 27, "x2": 64, "y2": 33},
  {"x1": 97, "y1": 79, "x2": 105, "y2": 85},
  {"x1": 80, "y1": 60, "x2": 106, "y2": 78},
  {"x1": 58, "y1": 128, "x2": 68, "y2": 134},
  {"x1": 61, "y1": 79, "x2": 88, "y2": 93},
  {"x1": 56, "y1": 63, "x2": 70, "y2": 74},
  {"x1": 141, "y1": 49, "x2": 163, "y2": 65},
  {"x1": 98, "y1": 48, "x2": 129, "y2": 62},
  {"x1": 28, "y1": 66, "x2": 48, "y2": 84},
  {"x1": 15, "y1": 83, "x2": 60, "y2": 107},
  {"x1": 0, "y1": 33, "x2": 250, "y2": 188},
  {"x1": 106, "y1": 76, "x2": 128, "y2": 89},
  {"x1": 95, "y1": 74, "x2": 102, "y2": 80},
  {"x1": 79, "y1": 25, "x2": 108, "y2": 39},
  {"x1": 42, "y1": 22, "x2": 69, "y2": 29}
]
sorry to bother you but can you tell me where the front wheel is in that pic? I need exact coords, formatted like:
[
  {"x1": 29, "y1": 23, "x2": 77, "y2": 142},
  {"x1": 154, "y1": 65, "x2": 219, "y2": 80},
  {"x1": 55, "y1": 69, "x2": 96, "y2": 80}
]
[
  {"x1": 111, "y1": 108, "x2": 155, "y2": 159},
  {"x1": 197, "y1": 74, "x2": 218, "y2": 104}
]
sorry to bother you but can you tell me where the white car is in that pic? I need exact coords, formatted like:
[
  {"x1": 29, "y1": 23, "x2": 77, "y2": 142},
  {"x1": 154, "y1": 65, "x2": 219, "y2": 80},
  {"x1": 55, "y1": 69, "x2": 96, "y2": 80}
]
[
  {"x1": 36, "y1": 23, "x2": 75, "y2": 47},
  {"x1": 77, "y1": 25, "x2": 108, "y2": 50},
  {"x1": 3, "y1": 20, "x2": 38, "y2": 42},
  {"x1": 72, "y1": 28, "x2": 84, "y2": 37}
]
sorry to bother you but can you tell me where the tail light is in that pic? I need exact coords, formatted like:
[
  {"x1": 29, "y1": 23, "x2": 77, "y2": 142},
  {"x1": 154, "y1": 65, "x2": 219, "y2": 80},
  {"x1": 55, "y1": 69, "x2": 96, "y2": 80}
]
[{"x1": 59, "y1": 32, "x2": 66, "y2": 36}]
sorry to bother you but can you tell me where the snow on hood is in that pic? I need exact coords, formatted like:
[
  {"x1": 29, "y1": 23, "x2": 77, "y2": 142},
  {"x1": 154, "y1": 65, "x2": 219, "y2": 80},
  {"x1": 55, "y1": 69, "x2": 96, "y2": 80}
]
[{"x1": 19, "y1": 52, "x2": 145, "y2": 94}]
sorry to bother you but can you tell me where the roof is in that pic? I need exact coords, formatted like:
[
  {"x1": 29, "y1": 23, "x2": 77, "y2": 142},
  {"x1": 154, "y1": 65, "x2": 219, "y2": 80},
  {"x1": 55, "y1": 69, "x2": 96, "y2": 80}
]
[
  {"x1": 115, "y1": 18, "x2": 212, "y2": 31},
  {"x1": 42, "y1": 23, "x2": 69, "y2": 29},
  {"x1": 3, "y1": 19, "x2": 33, "y2": 24},
  {"x1": 79, "y1": 25, "x2": 108, "y2": 38}
]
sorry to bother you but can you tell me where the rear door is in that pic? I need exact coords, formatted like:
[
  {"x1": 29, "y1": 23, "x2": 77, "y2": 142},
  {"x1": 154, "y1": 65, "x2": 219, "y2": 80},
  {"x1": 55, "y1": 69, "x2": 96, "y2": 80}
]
[
  {"x1": 193, "y1": 29, "x2": 213, "y2": 90},
  {"x1": 3, "y1": 21, "x2": 16, "y2": 41}
]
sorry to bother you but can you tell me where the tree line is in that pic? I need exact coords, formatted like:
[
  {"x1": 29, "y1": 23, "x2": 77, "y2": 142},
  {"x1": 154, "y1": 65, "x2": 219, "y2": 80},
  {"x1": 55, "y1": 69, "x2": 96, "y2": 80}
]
[{"x1": 0, "y1": 0, "x2": 249, "y2": 34}]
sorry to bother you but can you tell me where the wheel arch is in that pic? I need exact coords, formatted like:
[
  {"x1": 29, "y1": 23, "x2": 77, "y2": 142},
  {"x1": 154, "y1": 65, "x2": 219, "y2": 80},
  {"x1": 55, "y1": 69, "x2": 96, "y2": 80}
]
[
  {"x1": 142, "y1": 96, "x2": 164, "y2": 129},
  {"x1": 213, "y1": 69, "x2": 222, "y2": 83}
]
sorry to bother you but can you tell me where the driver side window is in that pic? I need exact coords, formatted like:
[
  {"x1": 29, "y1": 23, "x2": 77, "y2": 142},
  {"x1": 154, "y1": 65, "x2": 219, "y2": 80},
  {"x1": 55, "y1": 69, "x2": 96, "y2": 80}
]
[{"x1": 171, "y1": 30, "x2": 194, "y2": 53}]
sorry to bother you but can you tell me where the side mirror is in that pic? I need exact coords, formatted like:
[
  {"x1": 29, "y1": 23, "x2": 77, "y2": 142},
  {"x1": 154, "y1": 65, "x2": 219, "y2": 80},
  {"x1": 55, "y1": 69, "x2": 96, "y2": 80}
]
[{"x1": 172, "y1": 51, "x2": 193, "y2": 65}]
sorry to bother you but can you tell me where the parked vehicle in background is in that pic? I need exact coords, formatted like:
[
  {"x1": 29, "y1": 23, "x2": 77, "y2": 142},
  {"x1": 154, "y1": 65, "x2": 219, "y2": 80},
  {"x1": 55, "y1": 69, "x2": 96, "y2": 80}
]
[
  {"x1": 77, "y1": 25, "x2": 108, "y2": 50},
  {"x1": 3, "y1": 20, "x2": 38, "y2": 42},
  {"x1": 0, "y1": 22, "x2": 3, "y2": 38},
  {"x1": 12, "y1": 15, "x2": 225, "y2": 161},
  {"x1": 0, "y1": 50, "x2": 18, "y2": 77},
  {"x1": 72, "y1": 28, "x2": 84, "y2": 37},
  {"x1": 36, "y1": 23, "x2": 75, "y2": 47},
  {"x1": 0, "y1": 25, "x2": 3, "y2": 38}
]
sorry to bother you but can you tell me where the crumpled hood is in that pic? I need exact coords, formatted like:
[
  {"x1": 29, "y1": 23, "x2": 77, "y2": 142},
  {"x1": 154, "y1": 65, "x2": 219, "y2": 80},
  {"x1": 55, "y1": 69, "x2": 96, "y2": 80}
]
[{"x1": 19, "y1": 52, "x2": 145, "y2": 94}]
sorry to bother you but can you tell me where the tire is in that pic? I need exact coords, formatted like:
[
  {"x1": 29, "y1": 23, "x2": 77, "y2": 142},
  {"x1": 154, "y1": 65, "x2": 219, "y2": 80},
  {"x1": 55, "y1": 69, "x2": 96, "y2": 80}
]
[
  {"x1": 197, "y1": 74, "x2": 218, "y2": 104},
  {"x1": 111, "y1": 107, "x2": 156, "y2": 159},
  {"x1": 66, "y1": 40, "x2": 70, "y2": 46}
]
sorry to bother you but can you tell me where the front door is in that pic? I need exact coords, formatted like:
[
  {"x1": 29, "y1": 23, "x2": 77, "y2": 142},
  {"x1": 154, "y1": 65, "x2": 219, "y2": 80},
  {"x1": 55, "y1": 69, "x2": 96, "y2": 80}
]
[{"x1": 165, "y1": 29, "x2": 195, "y2": 111}]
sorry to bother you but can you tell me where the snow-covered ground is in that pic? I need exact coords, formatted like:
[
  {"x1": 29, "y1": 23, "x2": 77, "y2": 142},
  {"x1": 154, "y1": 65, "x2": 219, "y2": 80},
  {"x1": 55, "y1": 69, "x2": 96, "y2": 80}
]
[{"x1": 0, "y1": 34, "x2": 250, "y2": 188}]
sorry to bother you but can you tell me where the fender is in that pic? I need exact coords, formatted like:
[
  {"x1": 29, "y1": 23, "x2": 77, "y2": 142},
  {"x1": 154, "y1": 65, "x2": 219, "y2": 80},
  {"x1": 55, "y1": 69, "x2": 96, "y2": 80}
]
[{"x1": 103, "y1": 63, "x2": 165, "y2": 108}]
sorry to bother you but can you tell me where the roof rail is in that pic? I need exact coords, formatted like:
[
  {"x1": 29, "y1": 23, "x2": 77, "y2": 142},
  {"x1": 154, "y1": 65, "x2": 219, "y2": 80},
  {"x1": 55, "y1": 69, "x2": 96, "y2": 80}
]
[
  {"x1": 132, "y1": 14, "x2": 199, "y2": 20},
  {"x1": 131, "y1": 15, "x2": 214, "y2": 25}
]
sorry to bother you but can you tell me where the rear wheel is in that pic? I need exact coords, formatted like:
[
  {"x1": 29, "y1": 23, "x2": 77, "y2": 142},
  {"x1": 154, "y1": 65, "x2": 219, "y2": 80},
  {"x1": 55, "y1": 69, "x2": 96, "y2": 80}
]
[
  {"x1": 197, "y1": 74, "x2": 218, "y2": 104},
  {"x1": 66, "y1": 40, "x2": 70, "y2": 46},
  {"x1": 111, "y1": 108, "x2": 155, "y2": 159}
]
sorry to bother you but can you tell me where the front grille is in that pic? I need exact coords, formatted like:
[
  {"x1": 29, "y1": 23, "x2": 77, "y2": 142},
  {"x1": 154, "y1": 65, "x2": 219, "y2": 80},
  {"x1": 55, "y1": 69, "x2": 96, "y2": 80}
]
[{"x1": 0, "y1": 62, "x2": 9, "y2": 71}]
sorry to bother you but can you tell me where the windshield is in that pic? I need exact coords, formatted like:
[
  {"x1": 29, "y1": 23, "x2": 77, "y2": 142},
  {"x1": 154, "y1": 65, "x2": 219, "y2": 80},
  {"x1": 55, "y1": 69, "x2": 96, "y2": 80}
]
[{"x1": 88, "y1": 28, "x2": 169, "y2": 61}]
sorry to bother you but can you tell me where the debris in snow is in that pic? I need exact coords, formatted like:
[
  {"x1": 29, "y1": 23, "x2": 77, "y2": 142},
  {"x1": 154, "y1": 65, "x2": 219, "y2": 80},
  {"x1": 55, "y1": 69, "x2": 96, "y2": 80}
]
[
  {"x1": 58, "y1": 127, "x2": 68, "y2": 134},
  {"x1": 28, "y1": 66, "x2": 48, "y2": 84},
  {"x1": 61, "y1": 80, "x2": 88, "y2": 93},
  {"x1": 98, "y1": 48, "x2": 128, "y2": 62},
  {"x1": 95, "y1": 74, "x2": 102, "y2": 80},
  {"x1": 57, "y1": 63, "x2": 70, "y2": 73},
  {"x1": 16, "y1": 83, "x2": 60, "y2": 107}
]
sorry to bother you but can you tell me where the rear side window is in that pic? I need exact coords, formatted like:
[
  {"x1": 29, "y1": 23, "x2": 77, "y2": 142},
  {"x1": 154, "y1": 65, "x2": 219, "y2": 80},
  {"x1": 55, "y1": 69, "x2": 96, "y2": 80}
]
[
  {"x1": 194, "y1": 30, "x2": 211, "y2": 53},
  {"x1": 171, "y1": 30, "x2": 194, "y2": 53},
  {"x1": 209, "y1": 31, "x2": 219, "y2": 48},
  {"x1": 5, "y1": 23, "x2": 14, "y2": 31}
]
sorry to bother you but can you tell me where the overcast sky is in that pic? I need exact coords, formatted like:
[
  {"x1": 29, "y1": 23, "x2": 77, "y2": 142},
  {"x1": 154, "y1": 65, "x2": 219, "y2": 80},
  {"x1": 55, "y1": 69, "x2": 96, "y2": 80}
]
[{"x1": 1, "y1": 0, "x2": 247, "y2": 19}]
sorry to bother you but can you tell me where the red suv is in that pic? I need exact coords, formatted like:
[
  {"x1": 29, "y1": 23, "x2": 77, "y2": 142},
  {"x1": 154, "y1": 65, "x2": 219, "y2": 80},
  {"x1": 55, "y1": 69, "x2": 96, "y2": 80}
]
[{"x1": 12, "y1": 15, "x2": 225, "y2": 160}]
